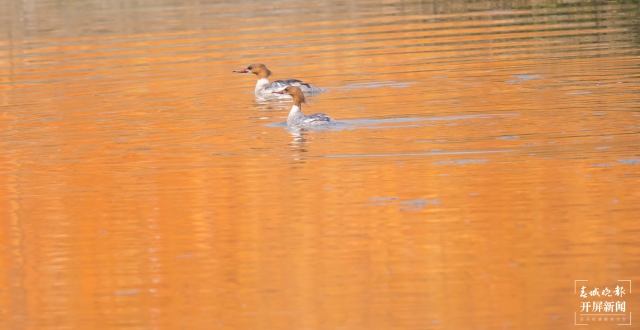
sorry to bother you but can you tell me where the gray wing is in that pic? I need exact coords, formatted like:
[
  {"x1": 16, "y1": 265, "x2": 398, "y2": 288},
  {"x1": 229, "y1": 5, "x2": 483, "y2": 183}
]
[
  {"x1": 270, "y1": 79, "x2": 312, "y2": 90},
  {"x1": 302, "y1": 113, "x2": 334, "y2": 124}
]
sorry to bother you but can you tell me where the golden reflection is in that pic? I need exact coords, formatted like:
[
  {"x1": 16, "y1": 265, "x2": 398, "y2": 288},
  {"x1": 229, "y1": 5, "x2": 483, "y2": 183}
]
[{"x1": 1, "y1": 0, "x2": 639, "y2": 329}]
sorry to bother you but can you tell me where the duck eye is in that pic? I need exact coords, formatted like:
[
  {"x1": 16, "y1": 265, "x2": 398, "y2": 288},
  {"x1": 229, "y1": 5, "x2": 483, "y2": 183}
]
[{"x1": 247, "y1": 66, "x2": 253, "y2": 70}]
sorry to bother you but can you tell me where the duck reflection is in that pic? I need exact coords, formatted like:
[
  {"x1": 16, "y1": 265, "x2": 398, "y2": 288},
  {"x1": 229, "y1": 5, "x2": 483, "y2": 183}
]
[
  {"x1": 252, "y1": 96, "x2": 290, "y2": 111},
  {"x1": 289, "y1": 127, "x2": 308, "y2": 147}
]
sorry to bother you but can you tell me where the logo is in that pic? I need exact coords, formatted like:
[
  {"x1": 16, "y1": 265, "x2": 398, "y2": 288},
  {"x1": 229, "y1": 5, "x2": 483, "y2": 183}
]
[{"x1": 574, "y1": 280, "x2": 632, "y2": 326}]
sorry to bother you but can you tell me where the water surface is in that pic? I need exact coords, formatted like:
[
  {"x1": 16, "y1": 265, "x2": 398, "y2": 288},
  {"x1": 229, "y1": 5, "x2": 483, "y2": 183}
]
[{"x1": 1, "y1": 0, "x2": 639, "y2": 329}]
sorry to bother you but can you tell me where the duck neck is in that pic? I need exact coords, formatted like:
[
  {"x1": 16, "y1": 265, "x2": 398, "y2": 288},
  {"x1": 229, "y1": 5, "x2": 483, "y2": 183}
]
[
  {"x1": 287, "y1": 104, "x2": 303, "y2": 124},
  {"x1": 256, "y1": 70, "x2": 270, "y2": 79},
  {"x1": 287, "y1": 91, "x2": 306, "y2": 125},
  {"x1": 292, "y1": 93, "x2": 304, "y2": 109},
  {"x1": 255, "y1": 78, "x2": 270, "y2": 93}
]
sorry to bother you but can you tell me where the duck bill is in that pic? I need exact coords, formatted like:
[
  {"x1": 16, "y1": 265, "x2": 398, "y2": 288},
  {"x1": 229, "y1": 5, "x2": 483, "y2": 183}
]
[
  {"x1": 233, "y1": 69, "x2": 248, "y2": 73},
  {"x1": 274, "y1": 90, "x2": 286, "y2": 94}
]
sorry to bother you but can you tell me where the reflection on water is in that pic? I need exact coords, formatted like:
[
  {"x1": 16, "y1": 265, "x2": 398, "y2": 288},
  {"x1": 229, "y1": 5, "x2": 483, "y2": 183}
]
[{"x1": 1, "y1": 0, "x2": 640, "y2": 329}]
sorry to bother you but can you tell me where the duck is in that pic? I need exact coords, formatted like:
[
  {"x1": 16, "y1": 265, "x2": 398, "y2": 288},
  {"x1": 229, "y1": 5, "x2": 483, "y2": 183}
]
[
  {"x1": 274, "y1": 86, "x2": 334, "y2": 126},
  {"x1": 233, "y1": 63, "x2": 325, "y2": 97}
]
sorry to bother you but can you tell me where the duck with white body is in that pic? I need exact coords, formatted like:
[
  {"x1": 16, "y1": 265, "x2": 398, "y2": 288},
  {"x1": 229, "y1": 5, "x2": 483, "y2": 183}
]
[
  {"x1": 233, "y1": 63, "x2": 325, "y2": 98},
  {"x1": 274, "y1": 86, "x2": 334, "y2": 127}
]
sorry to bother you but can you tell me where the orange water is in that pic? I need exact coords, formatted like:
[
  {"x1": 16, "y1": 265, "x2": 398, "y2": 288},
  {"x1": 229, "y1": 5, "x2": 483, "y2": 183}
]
[{"x1": 1, "y1": 0, "x2": 639, "y2": 329}]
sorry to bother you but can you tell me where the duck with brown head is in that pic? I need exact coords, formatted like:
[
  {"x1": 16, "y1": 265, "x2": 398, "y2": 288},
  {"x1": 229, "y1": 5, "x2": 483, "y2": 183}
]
[
  {"x1": 233, "y1": 63, "x2": 325, "y2": 97},
  {"x1": 274, "y1": 86, "x2": 334, "y2": 127}
]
